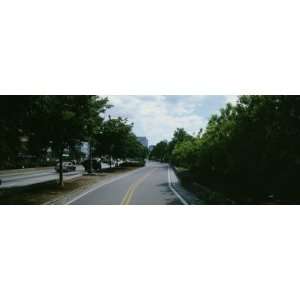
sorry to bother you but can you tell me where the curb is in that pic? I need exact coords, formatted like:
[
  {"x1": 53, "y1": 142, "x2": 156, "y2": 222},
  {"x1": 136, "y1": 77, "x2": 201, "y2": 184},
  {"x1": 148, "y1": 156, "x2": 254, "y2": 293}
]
[{"x1": 170, "y1": 165, "x2": 201, "y2": 205}]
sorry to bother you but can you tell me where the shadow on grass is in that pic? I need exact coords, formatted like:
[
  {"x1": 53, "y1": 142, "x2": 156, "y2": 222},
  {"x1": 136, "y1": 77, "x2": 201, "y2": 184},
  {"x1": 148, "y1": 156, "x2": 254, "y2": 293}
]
[{"x1": 0, "y1": 180, "x2": 67, "y2": 205}]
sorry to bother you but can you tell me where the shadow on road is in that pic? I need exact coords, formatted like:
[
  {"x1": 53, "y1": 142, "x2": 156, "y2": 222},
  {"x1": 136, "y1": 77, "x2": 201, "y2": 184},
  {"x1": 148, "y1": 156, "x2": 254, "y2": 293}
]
[{"x1": 156, "y1": 182, "x2": 184, "y2": 205}]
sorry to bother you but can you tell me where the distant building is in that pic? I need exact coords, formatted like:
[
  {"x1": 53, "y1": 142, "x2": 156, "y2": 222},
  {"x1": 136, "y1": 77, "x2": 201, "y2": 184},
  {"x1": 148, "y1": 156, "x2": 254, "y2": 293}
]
[
  {"x1": 74, "y1": 142, "x2": 90, "y2": 160},
  {"x1": 80, "y1": 142, "x2": 90, "y2": 159},
  {"x1": 137, "y1": 136, "x2": 149, "y2": 148},
  {"x1": 148, "y1": 145, "x2": 155, "y2": 152}
]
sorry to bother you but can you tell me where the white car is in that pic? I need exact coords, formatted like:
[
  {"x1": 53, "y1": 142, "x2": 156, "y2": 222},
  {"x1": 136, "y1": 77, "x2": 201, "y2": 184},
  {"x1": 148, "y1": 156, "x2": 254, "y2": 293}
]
[{"x1": 55, "y1": 161, "x2": 76, "y2": 173}]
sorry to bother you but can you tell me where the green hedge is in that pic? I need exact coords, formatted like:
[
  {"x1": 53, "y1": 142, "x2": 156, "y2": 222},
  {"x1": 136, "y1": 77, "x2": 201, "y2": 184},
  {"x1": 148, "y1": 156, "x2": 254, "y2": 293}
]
[{"x1": 120, "y1": 160, "x2": 145, "y2": 168}]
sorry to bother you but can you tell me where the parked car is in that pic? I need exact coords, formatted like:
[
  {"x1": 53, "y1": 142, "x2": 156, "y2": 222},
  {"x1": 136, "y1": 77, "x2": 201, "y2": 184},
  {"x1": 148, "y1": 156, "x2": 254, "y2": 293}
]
[
  {"x1": 55, "y1": 161, "x2": 76, "y2": 173},
  {"x1": 82, "y1": 158, "x2": 102, "y2": 172}
]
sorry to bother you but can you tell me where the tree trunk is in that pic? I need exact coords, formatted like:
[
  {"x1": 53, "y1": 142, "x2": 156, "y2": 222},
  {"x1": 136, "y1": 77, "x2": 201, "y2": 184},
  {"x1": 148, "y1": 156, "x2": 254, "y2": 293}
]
[
  {"x1": 99, "y1": 158, "x2": 102, "y2": 171},
  {"x1": 109, "y1": 156, "x2": 112, "y2": 169},
  {"x1": 59, "y1": 153, "x2": 64, "y2": 187}
]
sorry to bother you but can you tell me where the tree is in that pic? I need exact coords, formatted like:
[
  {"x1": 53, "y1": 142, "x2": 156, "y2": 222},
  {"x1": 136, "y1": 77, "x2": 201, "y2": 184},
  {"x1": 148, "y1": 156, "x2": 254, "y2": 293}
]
[
  {"x1": 50, "y1": 96, "x2": 109, "y2": 185},
  {"x1": 150, "y1": 128, "x2": 193, "y2": 163},
  {"x1": 172, "y1": 139, "x2": 197, "y2": 168},
  {"x1": 126, "y1": 133, "x2": 148, "y2": 160},
  {"x1": 0, "y1": 96, "x2": 40, "y2": 169},
  {"x1": 168, "y1": 128, "x2": 194, "y2": 162},
  {"x1": 149, "y1": 141, "x2": 169, "y2": 162},
  {"x1": 151, "y1": 96, "x2": 300, "y2": 203},
  {"x1": 95, "y1": 117, "x2": 135, "y2": 167},
  {"x1": 173, "y1": 96, "x2": 300, "y2": 203},
  {"x1": 25, "y1": 96, "x2": 110, "y2": 186},
  {"x1": 95, "y1": 116, "x2": 147, "y2": 166}
]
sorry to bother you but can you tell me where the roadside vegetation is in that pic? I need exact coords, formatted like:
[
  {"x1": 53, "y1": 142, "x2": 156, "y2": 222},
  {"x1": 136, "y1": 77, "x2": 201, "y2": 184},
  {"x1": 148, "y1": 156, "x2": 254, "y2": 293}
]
[
  {"x1": 150, "y1": 96, "x2": 300, "y2": 204},
  {"x1": 0, "y1": 96, "x2": 148, "y2": 186}
]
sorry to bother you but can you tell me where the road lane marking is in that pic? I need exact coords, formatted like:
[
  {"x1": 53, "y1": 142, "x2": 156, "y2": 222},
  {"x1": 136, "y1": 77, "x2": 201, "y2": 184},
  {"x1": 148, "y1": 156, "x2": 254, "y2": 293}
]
[
  {"x1": 168, "y1": 167, "x2": 189, "y2": 205},
  {"x1": 121, "y1": 168, "x2": 156, "y2": 205},
  {"x1": 121, "y1": 169, "x2": 155, "y2": 205},
  {"x1": 121, "y1": 179, "x2": 138, "y2": 205},
  {"x1": 125, "y1": 169, "x2": 156, "y2": 205},
  {"x1": 52, "y1": 166, "x2": 148, "y2": 205}
]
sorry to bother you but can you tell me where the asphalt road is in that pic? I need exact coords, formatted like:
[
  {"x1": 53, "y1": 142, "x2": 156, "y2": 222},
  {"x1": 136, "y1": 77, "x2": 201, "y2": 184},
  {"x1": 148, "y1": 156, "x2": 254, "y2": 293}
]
[
  {"x1": 70, "y1": 161, "x2": 188, "y2": 205},
  {"x1": 0, "y1": 162, "x2": 117, "y2": 189},
  {"x1": 0, "y1": 167, "x2": 83, "y2": 188}
]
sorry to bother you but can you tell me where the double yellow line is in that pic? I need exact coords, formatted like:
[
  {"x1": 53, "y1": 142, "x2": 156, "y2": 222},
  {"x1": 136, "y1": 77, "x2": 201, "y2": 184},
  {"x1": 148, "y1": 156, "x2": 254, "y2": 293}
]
[{"x1": 121, "y1": 168, "x2": 156, "y2": 205}]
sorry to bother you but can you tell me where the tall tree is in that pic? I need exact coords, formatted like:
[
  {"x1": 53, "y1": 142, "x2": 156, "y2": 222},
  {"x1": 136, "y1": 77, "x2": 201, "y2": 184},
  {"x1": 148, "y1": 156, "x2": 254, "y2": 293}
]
[
  {"x1": 149, "y1": 141, "x2": 169, "y2": 162},
  {"x1": 168, "y1": 128, "x2": 194, "y2": 162},
  {"x1": 172, "y1": 96, "x2": 300, "y2": 203},
  {"x1": 95, "y1": 117, "x2": 136, "y2": 167},
  {"x1": 27, "y1": 96, "x2": 110, "y2": 186},
  {"x1": 0, "y1": 96, "x2": 38, "y2": 168}
]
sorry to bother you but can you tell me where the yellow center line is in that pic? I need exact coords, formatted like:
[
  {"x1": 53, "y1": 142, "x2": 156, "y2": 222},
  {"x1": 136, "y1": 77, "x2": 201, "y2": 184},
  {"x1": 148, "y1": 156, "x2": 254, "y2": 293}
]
[{"x1": 121, "y1": 168, "x2": 156, "y2": 205}]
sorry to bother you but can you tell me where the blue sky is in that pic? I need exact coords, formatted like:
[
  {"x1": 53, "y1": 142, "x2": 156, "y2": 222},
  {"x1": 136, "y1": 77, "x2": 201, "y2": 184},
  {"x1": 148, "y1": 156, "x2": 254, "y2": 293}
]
[{"x1": 105, "y1": 95, "x2": 238, "y2": 145}]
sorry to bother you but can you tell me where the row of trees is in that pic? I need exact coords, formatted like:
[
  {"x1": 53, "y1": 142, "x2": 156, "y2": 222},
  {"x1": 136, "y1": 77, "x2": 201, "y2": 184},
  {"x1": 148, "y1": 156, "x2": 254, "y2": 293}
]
[
  {"x1": 150, "y1": 96, "x2": 300, "y2": 203},
  {"x1": 149, "y1": 128, "x2": 194, "y2": 162},
  {"x1": 0, "y1": 96, "x2": 147, "y2": 186},
  {"x1": 95, "y1": 116, "x2": 148, "y2": 167}
]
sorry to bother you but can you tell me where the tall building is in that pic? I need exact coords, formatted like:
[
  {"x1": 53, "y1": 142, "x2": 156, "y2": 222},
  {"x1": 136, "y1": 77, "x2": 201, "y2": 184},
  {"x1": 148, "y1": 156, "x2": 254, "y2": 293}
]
[
  {"x1": 137, "y1": 136, "x2": 149, "y2": 148},
  {"x1": 148, "y1": 145, "x2": 155, "y2": 152}
]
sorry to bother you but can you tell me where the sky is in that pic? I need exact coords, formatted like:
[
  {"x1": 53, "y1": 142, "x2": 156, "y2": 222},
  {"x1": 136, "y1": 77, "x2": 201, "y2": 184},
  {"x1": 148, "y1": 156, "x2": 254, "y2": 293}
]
[{"x1": 104, "y1": 95, "x2": 238, "y2": 145}]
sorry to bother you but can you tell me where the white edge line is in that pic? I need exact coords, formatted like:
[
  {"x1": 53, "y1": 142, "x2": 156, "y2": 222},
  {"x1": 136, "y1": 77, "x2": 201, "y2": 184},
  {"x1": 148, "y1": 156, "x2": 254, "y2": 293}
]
[
  {"x1": 49, "y1": 167, "x2": 147, "y2": 205},
  {"x1": 168, "y1": 167, "x2": 189, "y2": 205}
]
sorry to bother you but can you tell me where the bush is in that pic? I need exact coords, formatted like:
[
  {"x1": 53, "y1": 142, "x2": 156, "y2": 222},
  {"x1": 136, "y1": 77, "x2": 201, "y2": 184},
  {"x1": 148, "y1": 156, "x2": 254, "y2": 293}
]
[
  {"x1": 120, "y1": 160, "x2": 145, "y2": 168},
  {"x1": 170, "y1": 96, "x2": 300, "y2": 203}
]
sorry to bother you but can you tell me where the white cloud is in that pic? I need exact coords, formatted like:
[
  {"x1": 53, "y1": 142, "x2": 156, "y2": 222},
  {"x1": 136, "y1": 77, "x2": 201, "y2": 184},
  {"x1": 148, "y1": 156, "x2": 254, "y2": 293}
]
[{"x1": 103, "y1": 95, "x2": 238, "y2": 145}]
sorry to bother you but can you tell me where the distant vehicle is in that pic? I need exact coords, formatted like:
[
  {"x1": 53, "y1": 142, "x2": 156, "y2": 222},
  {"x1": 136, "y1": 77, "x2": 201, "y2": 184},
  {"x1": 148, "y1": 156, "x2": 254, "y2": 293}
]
[
  {"x1": 82, "y1": 158, "x2": 102, "y2": 172},
  {"x1": 55, "y1": 161, "x2": 76, "y2": 173}
]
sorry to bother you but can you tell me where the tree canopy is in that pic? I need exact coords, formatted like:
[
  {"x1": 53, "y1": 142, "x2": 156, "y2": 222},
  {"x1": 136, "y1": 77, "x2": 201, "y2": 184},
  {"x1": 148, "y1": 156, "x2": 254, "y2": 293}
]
[
  {"x1": 0, "y1": 96, "x2": 110, "y2": 185},
  {"x1": 95, "y1": 116, "x2": 147, "y2": 164},
  {"x1": 151, "y1": 96, "x2": 300, "y2": 203},
  {"x1": 149, "y1": 128, "x2": 194, "y2": 162}
]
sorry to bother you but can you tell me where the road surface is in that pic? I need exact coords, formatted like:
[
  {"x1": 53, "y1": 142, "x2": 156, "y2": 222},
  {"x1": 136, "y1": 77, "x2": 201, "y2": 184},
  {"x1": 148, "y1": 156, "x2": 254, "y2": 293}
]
[
  {"x1": 0, "y1": 166, "x2": 84, "y2": 188},
  {"x1": 70, "y1": 161, "x2": 190, "y2": 205},
  {"x1": 0, "y1": 162, "x2": 118, "y2": 189}
]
